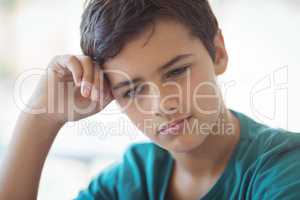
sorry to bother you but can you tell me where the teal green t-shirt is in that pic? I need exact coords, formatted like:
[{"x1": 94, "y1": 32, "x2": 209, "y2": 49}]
[{"x1": 74, "y1": 109, "x2": 300, "y2": 200}]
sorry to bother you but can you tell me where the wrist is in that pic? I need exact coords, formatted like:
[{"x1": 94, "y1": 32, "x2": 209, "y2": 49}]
[
  {"x1": 20, "y1": 111, "x2": 65, "y2": 135},
  {"x1": 24, "y1": 96, "x2": 66, "y2": 129}
]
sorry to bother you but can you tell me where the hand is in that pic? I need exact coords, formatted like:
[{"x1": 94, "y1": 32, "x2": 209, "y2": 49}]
[{"x1": 27, "y1": 55, "x2": 114, "y2": 125}]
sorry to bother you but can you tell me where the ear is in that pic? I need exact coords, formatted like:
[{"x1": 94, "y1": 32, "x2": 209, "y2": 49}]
[{"x1": 213, "y1": 29, "x2": 228, "y2": 76}]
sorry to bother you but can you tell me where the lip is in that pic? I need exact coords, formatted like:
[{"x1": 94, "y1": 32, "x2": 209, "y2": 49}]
[{"x1": 158, "y1": 115, "x2": 192, "y2": 133}]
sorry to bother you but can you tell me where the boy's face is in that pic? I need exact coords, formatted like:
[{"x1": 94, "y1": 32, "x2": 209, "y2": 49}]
[{"x1": 103, "y1": 19, "x2": 228, "y2": 153}]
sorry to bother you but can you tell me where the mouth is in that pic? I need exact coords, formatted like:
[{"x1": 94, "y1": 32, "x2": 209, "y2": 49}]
[{"x1": 158, "y1": 115, "x2": 192, "y2": 135}]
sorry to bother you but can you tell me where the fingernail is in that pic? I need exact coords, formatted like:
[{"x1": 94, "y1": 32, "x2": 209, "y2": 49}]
[{"x1": 81, "y1": 81, "x2": 92, "y2": 97}]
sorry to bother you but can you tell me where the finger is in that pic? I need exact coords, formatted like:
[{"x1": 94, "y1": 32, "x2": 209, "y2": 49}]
[
  {"x1": 57, "y1": 55, "x2": 83, "y2": 86},
  {"x1": 77, "y1": 56, "x2": 95, "y2": 98},
  {"x1": 101, "y1": 72, "x2": 114, "y2": 106},
  {"x1": 91, "y1": 68, "x2": 100, "y2": 102}
]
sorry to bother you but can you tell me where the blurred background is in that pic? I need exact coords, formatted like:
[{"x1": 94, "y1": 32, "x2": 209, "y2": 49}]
[{"x1": 0, "y1": 0, "x2": 299, "y2": 199}]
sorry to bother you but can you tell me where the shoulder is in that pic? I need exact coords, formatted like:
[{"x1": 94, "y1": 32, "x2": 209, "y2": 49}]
[
  {"x1": 231, "y1": 109, "x2": 300, "y2": 159},
  {"x1": 122, "y1": 141, "x2": 170, "y2": 167},
  {"x1": 118, "y1": 141, "x2": 171, "y2": 185},
  {"x1": 250, "y1": 131, "x2": 300, "y2": 199},
  {"x1": 235, "y1": 112, "x2": 300, "y2": 199},
  {"x1": 231, "y1": 110, "x2": 300, "y2": 197},
  {"x1": 248, "y1": 124, "x2": 300, "y2": 161},
  {"x1": 74, "y1": 142, "x2": 170, "y2": 200}
]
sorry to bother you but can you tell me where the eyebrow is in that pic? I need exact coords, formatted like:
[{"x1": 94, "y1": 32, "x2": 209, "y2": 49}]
[{"x1": 112, "y1": 53, "x2": 193, "y2": 91}]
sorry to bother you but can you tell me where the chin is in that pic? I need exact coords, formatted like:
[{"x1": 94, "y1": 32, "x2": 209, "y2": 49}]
[{"x1": 164, "y1": 133, "x2": 208, "y2": 154}]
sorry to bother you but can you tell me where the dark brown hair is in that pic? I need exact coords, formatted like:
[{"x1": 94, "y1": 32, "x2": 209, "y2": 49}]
[{"x1": 80, "y1": 0, "x2": 219, "y2": 65}]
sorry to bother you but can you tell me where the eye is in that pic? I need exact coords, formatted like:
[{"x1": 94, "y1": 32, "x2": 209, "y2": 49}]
[
  {"x1": 123, "y1": 85, "x2": 145, "y2": 99},
  {"x1": 165, "y1": 65, "x2": 190, "y2": 79}
]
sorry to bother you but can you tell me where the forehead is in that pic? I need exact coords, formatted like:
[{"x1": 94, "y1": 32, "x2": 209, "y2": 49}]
[{"x1": 102, "y1": 19, "x2": 200, "y2": 84}]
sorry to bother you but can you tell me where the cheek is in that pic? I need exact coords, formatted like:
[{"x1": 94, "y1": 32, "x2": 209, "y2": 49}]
[
  {"x1": 189, "y1": 69, "x2": 221, "y2": 121},
  {"x1": 124, "y1": 105, "x2": 158, "y2": 137}
]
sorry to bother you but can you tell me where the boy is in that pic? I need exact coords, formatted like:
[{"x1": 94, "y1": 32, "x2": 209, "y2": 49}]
[{"x1": 1, "y1": 0, "x2": 300, "y2": 199}]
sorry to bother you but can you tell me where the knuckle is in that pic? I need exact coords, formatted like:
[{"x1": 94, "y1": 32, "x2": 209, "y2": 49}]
[
  {"x1": 66, "y1": 55, "x2": 77, "y2": 64},
  {"x1": 81, "y1": 55, "x2": 93, "y2": 63}
]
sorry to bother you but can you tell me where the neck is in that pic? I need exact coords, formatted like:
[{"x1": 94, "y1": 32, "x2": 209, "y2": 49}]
[{"x1": 170, "y1": 107, "x2": 241, "y2": 179}]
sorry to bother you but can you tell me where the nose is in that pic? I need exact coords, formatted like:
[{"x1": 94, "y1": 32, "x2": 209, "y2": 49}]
[{"x1": 150, "y1": 84, "x2": 180, "y2": 117}]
